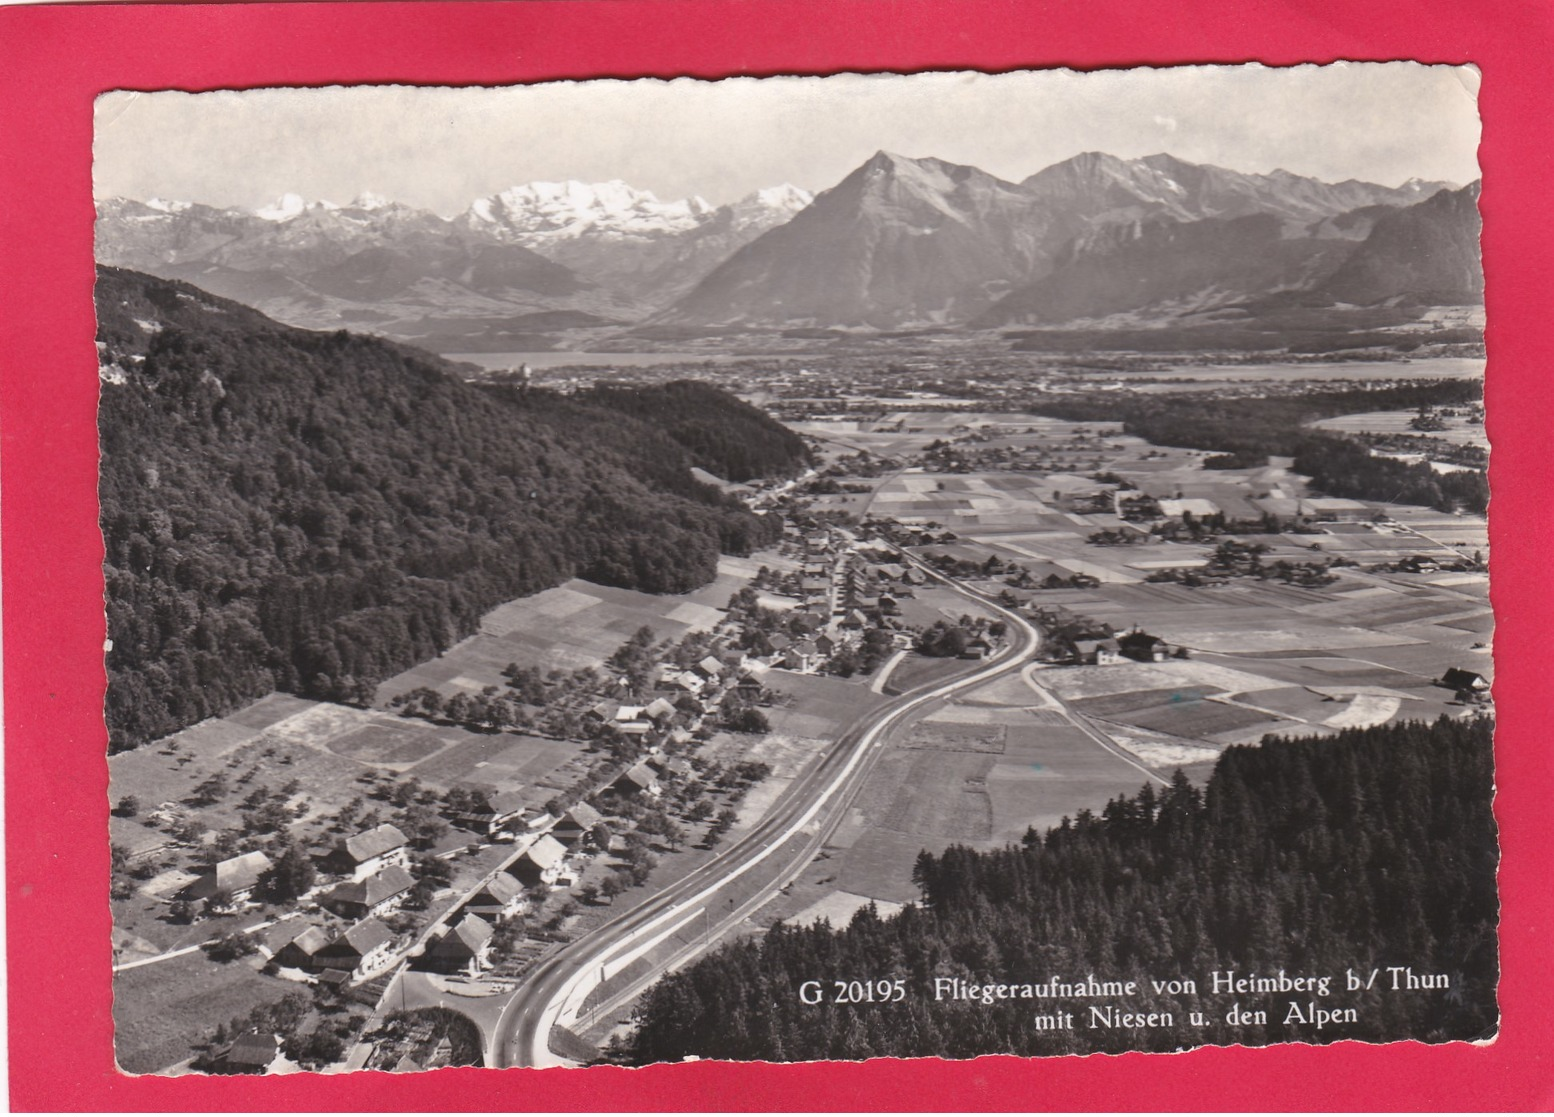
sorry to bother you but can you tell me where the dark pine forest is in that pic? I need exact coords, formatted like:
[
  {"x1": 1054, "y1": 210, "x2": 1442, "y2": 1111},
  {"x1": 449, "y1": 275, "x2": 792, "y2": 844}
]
[
  {"x1": 621, "y1": 716, "x2": 1497, "y2": 1063},
  {"x1": 97, "y1": 268, "x2": 809, "y2": 751}
]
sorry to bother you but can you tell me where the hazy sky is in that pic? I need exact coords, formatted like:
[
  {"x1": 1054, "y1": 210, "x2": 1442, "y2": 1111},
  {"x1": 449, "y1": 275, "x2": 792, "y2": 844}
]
[{"x1": 94, "y1": 64, "x2": 1481, "y2": 214}]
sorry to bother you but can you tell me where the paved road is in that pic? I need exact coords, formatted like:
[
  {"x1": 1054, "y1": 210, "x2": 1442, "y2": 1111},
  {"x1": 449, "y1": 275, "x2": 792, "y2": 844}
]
[{"x1": 492, "y1": 554, "x2": 1043, "y2": 1067}]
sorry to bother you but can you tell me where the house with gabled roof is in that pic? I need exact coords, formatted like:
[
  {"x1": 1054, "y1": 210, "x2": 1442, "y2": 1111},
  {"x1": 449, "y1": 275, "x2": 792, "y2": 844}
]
[
  {"x1": 423, "y1": 914, "x2": 495, "y2": 977},
  {"x1": 1073, "y1": 638, "x2": 1123, "y2": 666},
  {"x1": 179, "y1": 850, "x2": 272, "y2": 905},
  {"x1": 656, "y1": 668, "x2": 704, "y2": 694},
  {"x1": 650, "y1": 756, "x2": 694, "y2": 782},
  {"x1": 612, "y1": 762, "x2": 662, "y2": 799},
  {"x1": 783, "y1": 641, "x2": 821, "y2": 673},
  {"x1": 459, "y1": 871, "x2": 526, "y2": 923},
  {"x1": 448, "y1": 789, "x2": 530, "y2": 837},
  {"x1": 512, "y1": 834, "x2": 569, "y2": 887},
  {"x1": 224, "y1": 1032, "x2": 279, "y2": 1075},
  {"x1": 1118, "y1": 629, "x2": 1170, "y2": 663},
  {"x1": 272, "y1": 925, "x2": 331, "y2": 972},
  {"x1": 554, "y1": 801, "x2": 604, "y2": 845},
  {"x1": 319, "y1": 864, "x2": 416, "y2": 921},
  {"x1": 313, "y1": 918, "x2": 396, "y2": 980},
  {"x1": 693, "y1": 655, "x2": 725, "y2": 681},
  {"x1": 323, "y1": 823, "x2": 408, "y2": 882},
  {"x1": 643, "y1": 697, "x2": 677, "y2": 724},
  {"x1": 731, "y1": 673, "x2": 765, "y2": 702},
  {"x1": 1442, "y1": 667, "x2": 1491, "y2": 694}
]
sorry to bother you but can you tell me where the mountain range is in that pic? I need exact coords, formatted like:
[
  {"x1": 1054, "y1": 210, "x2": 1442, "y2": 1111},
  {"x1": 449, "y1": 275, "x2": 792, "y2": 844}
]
[{"x1": 96, "y1": 152, "x2": 1480, "y2": 346}]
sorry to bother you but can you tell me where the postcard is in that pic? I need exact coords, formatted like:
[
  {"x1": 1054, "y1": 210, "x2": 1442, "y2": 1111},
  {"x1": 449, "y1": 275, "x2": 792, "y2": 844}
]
[
  {"x1": 95, "y1": 65, "x2": 1494, "y2": 1074},
  {"x1": 3, "y1": 2, "x2": 1548, "y2": 1110}
]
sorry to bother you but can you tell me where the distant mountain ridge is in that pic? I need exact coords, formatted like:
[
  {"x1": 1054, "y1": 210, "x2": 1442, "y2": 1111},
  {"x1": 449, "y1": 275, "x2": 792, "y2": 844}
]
[
  {"x1": 97, "y1": 152, "x2": 1475, "y2": 340},
  {"x1": 662, "y1": 150, "x2": 1467, "y2": 329},
  {"x1": 97, "y1": 181, "x2": 813, "y2": 344}
]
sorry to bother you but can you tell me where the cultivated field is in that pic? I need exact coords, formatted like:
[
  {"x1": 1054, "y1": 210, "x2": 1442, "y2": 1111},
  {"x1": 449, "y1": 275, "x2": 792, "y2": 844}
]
[
  {"x1": 1309, "y1": 407, "x2": 1489, "y2": 449},
  {"x1": 113, "y1": 953, "x2": 295, "y2": 1074},
  {"x1": 373, "y1": 553, "x2": 776, "y2": 703}
]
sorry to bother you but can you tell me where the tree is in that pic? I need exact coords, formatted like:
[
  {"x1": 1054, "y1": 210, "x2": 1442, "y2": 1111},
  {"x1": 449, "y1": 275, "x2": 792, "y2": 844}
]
[
  {"x1": 203, "y1": 888, "x2": 236, "y2": 917},
  {"x1": 286, "y1": 1029, "x2": 346, "y2": 1068},
  {"x1": 729, "y1": 707, "x2": 771, "y2": 734},
  {"x1": 411, "y1": 851, "x2": 452, "y2": 888},
  {"x1": 205, "y1": 931, "x2": 258, "y2": 962},
  {"x1": 190, "y1": 773, "x2": 229, "y2": 805},
  {"x1": 662, "y1": 819, "x2": 686, "y2": 851},
  {"x1": 590, "y1": 821, "x2": 613, "y2": 850},
  {"x1": 916, "y1": 621, "x2": 969, "y2": 658},
  {"x1": 110, "y1": 843, "x2": 136, "y2": 899},
  {"x1": 601, "y1": 873, "x2": 629, "y2": 902},
  {"x1": 262, "y1": 841, "x2": 316, "y2": 902},
  {"x1": 115, "y1": 795, "x2": 141, "y2": 818}
]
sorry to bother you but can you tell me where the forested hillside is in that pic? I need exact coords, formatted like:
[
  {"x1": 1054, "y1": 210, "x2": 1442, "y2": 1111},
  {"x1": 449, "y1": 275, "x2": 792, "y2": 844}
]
[
  {"x1": 622, "y1": 716, "x2": 1497, "y2": 1063},
  {"x1": 580, "y1": 381, "x2": 811, "y2": 483},
  {"x1": 97, "y1": 267, "x2": 802, "y2": 751}
]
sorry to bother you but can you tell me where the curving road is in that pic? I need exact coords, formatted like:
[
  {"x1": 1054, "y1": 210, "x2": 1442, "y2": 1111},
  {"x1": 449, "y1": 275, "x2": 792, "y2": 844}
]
[{"x1": 492, "y1": 551, "x2": 1042, "y2": 1067}]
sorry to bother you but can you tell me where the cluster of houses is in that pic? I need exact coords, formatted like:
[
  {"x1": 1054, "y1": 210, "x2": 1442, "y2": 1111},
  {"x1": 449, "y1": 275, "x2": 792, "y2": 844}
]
[
  {"x1": 752, "y1": 528, "x2": 932, "y2": 675},
  {"x1": 1067, "y1": 627, "x2": 1181, "y2": 666},
  {"x1": 264, "y1": 800, "x2": 621, "y2": 987}
]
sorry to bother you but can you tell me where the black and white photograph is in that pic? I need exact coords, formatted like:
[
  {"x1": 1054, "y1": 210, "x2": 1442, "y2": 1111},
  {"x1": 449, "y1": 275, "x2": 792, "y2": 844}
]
[{"x1": 95, "y1": 64, "x2": 1494, "y2": 1075}]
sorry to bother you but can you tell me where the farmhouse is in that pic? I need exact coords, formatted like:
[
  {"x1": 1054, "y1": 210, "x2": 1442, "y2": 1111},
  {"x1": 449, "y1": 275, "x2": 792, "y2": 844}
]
[
  {"x1": 643, "y1": 697, "x2": 677, "y2": 724},
  {"x1": 422, "y1": 914, "x2": 495, "y2": 977},
  {"x1": 611, "y1": 762, "x2": 662, "y2": 798},
  {"x1": 178, "y1": 850, "x2": 272, "y2": 905},
  {"x1": 223, "y1": 1032, "x2": 278, "y2": 1075},
  {"x1": 313, "y1": 918, "x2": 396, "y2": 980},
  {"x1": 512, "y1": 834, "x2": 569, "y2": 888},
  {"x1": 783, "y1": 641, "x2": 822, "y2": 673},
  {"x1": 319, "y1": 864, "x2": 416, "y2": 921},
  {"x1": 459, "y1": 871, "x2": 526, "y2": 922},
  {"x1": 1118, "y1": 630, "x2": 1171, "y2": 663},
  {"x1": 730, "y1": 673, "x2": 766, "y2": 703},
  {"x1": 272, "y1": 925, "x2": 331, "y2": 972},
  {"x1": 1072, "y1": 638, "x2": 1123, "y2": 666},
  {"x1": 448, "y1": 789, "x2": 530, "y2": 837},
  {"x1": 960, "y1": 636, "x2": 993, "y2": 660},
  {"x1": 323, "y1": 823, "x2": 409, "y2": 882},
  {"x1": 1442, "y1": 667, "x2": 1491, "y2": 694},
  {"x1": 650, "y1": 755, "x2": 694, "y2": 781},
  {"x1": 553, "y1": 801, "x2": 604, "y2": 845},
  {"x1": 586, "y1": 701, "x2": 622, "y2": 723}
]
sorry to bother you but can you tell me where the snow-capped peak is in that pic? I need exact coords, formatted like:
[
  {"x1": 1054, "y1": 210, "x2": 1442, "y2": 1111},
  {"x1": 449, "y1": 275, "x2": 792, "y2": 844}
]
[
  {"x1": 725, "y1": 184, "x2": 813, "y2": 232},
  {"x1": 745, "y1": 183, "x2": 812, "y2": 211},
  {"x1": 143, "y1": 197, "x2": 193, "y2": 214},
  {"x1": 465, "y1": 180, "x2": 717, "y2": 241},
  {"x1": 348, "y1": 191, "x2": 393, "y2": 211},
  {"x1": 255, "y1": 193, "x2": 309, "y2": 221}
]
